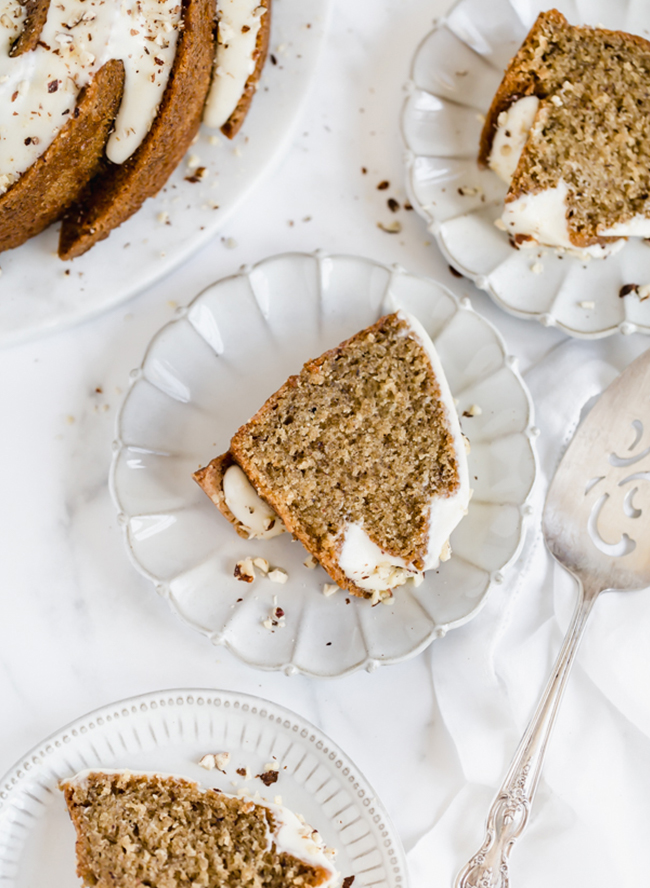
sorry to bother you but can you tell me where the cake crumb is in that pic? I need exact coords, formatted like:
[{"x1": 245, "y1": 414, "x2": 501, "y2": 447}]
[
  {"x1": 638, "y1": 284, "x2": 650, "y2": 301},
  {"x1": 494, "y1": 218, "x2": 507, "y2": 231},
  {"x1": 236, "y1": 767, "x2": 253, "y2": 780},
  {"x1": 377, "y1": 220, "x2": 402, "y2": 234},
  {"x1": 457, "y1": 186, "x2": 481, "y2": 197},
  {"x1": 257, "y1": 769, "x2": 279, "y2": 786},
  {"x1": 412, "y1": 573, "x2": 425, "y2": 587},
  {"x1": 303, "y1": 554, "x2": 318, "y2": 569},
  {"x1": 578, "y1": 300, "x2": 595, "y2": 309},
  {"x1": 342, "y1": 877, "x2": 355, "y2": 888},
  {"x1": 531, "y1": 261, "x2": 543, "y2": 274},
  {"x1": 252, "y1": 557, "x2": 269, "y2": 574},
  {"x1": 322, "y1": 583, "x2": 338, "y2": 597},
  {"x1": 463, "y1": 404, "x2": 482, "y2": 417}
]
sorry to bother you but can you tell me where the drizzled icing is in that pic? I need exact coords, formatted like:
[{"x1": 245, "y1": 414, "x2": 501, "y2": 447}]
[
  {"x1": 0, "y1": 0, "x2": 182, "y2": 190},
  {"x1": 203, "y1": 0, "x2": 266, "y2": 129}
]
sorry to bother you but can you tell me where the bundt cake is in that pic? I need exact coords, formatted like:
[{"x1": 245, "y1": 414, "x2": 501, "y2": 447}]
[{"x1": 0, "y1": 0, "x2": 271, "y2": 258}]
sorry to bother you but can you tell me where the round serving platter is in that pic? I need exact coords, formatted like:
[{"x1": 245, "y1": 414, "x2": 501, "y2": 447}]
[
  {"x1": 402, "y1": 0, "x2": 650, "y2": 338},
  {"x1": 110, "y1": 251, "x2": 538, "y2": 677}
]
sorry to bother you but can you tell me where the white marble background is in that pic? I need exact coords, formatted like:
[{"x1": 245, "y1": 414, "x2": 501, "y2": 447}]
[{"x1": 1, "y1": 0, "x2": 649, "y2": 886}]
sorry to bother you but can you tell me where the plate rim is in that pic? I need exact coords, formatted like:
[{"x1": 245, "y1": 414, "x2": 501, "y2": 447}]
[
  {"x1": 401, "y1": 0, "x2": 650, "y2": 340},
  {"x1": 0, "y1": 686, "x2": 408, "y2": 888},
  {"x1": 109, "y1": 250, "x2": 540, "y2": 678}
]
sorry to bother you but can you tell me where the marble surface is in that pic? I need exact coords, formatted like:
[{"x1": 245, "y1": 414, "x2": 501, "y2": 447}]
[{"x1": 1, "y1": 1, "x2": 649, "y2": 885}]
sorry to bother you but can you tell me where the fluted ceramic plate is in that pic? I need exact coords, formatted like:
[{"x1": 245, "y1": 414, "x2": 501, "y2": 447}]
[
  {"x1": 0, "y1": 0, "x2": 331, "y2": 348},
  {"x1": 0, "y1": 688, "x2": 405, "y2": 888},
  {"x1": 110, "y1": 252, "x2": 538, "y2": 678},
  {"x1": 402, "y1": 0, "x2": 650, "y2": 339}
]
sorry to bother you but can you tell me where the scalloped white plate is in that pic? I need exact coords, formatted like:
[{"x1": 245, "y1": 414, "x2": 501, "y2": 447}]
[
  {"x1": 110, "y1": 252, "x2": 538, "y2": 678},
  {"x1": 0, "y1": 0, "x2": 331, "y2": 348},
  {"x1": 0, "y1": 688, "x2": 406, "y2": 888},
  {"x1": 402, "y1": 0, "x2": 650, "y2": 339}
]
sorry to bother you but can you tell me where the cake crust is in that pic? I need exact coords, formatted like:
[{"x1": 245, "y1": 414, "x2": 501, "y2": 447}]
[
  {"x1": 220, "y1": 0, "x2": 271, "y2": 139},
  {"x1": 9, "y1": 0, "x2": 50, "y2": 56}
]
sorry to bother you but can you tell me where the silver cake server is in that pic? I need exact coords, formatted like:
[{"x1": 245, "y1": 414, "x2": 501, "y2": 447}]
[{"x1": 454, "y1": 348, "x2": 650, "y2": 888}]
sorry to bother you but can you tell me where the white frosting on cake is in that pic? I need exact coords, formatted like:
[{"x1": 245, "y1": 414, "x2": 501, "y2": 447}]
[
  {"x1": 62, "y1": 769, "x2": 339, "y2": 887},
  {"x1": 599, "y1": 214, "x2": 650, "y2": 237},
  {"x1": 488, "y1": 95, "x2": 539, "y2": 184},
  {"x1": 337, "y1": 310, "x2": 470, "y2": 593},
  {"x1": 203, "y1": 0, "x2": 266, "y2": 129},
  {"x1": 223, "y1": 464, "x2": 285, "y2": 539},
  {"x1": 502, "y1": 181, "x2": 624, "y2": 259},
  {"x1": 488, "y1": 96, "x2": 631, "y2": 258}
]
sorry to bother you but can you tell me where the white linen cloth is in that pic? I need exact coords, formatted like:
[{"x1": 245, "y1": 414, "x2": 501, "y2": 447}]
[{"x1": 408, "y1": 335, "x2": 650, "y2": 886}]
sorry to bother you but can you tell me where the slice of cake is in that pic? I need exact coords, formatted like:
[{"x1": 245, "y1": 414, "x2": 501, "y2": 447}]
[
  {"x1": 60, "y1": 770, "x2": 338, "y2": 888},
  {"x1": 480, "y1": 9, "x2": 650, "y2": 256},
  {"x1": 194, "y1": 311, "x2": 470, "y2": 599}
]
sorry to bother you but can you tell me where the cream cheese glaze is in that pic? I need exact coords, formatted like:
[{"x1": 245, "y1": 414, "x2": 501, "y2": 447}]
[
  {"x1": 62, "y1": 769, "x2": 340, "y2": 887},
  {"x1": 223, "y1": 464, "x2": 285, "y2": 539},
  {"x1": 337, "y1": 310, "x2": 470, "y2": 593},
  {"x1": 501, "y1": 182, "x2": 625, "y2": 259},
  {"x1": 203, "y1": 0, "x2": 266, "y2": 129},
  {"x1": 488, "y1": 95, "x2": 539, "y2": 184}
]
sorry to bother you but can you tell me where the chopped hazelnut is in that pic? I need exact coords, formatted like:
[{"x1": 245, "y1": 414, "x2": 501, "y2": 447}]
[
  {"x1": 268, "y1": 568, "x2": 288, "y2": 584},
  {"x1": 234, "y1": 558, "x2": 255, "y2": 582}
]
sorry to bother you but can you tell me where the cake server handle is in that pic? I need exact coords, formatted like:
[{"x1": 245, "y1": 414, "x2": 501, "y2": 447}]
[{"x1": 453, "y1": 578, "x2": 597, "y2": 888}]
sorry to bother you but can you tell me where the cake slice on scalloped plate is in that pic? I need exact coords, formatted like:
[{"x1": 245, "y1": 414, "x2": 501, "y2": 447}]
[
  {"x1": 480, "y1": 9, "x2": 650, "y2": 259},
  {"x1": 194, "y1": 312, "x2": 471, "y2": 602}
]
